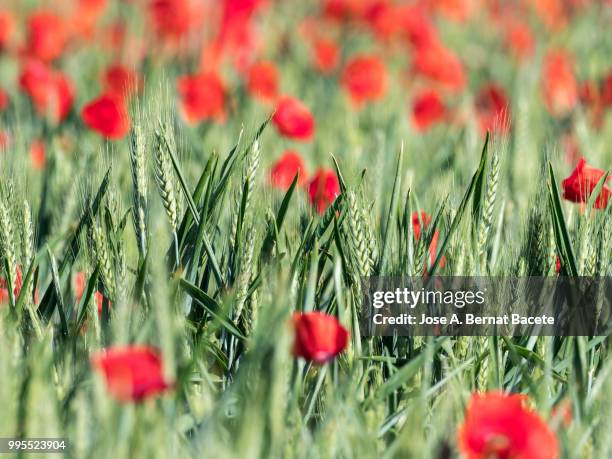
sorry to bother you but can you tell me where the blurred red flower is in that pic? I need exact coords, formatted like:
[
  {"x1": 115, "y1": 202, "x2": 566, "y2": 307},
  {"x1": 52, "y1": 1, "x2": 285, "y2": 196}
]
[
  {"x1": 0, "y1": 10, "x2": 14, "y2": 51},
  {"x1": 341, "y1": 55, "x2": 388, "y2": 106},
  {"x1": 429, "y1": 0, "x2": 475, "y2": 22},
  {"x1": 91, "y1": 346, "x2": 172, "y2": 402},
  {"x1": 475, "y1": 83, "x2": 510, "y2": 135},
  {"x1": 561, "y1": 158, "x2": 610, "y2": 209},
  {"x1": 412, "y1": 211, "x2": 444, "y2": 268},
  {"x1": 74, "y1": 271, "x2": 106, "y2": 316},
  {"x1": 103, "y1": 64, "x2": 141, "y2": 99},
  {"x1": 530, "y1": 0, "x2": 567, "y2": 30},
  {"x1": 19, "y1": 60, "x2": 74, "y2": 123},
  {"x1": 413, "y1": 42, "x2": 465, "y2": 92},
  {"x1": 412, "y1": 89, "x2": 445, "y2": 131},
  {"x1": 307, "y1": 168, "x2": 339, "y2": 214},
  {"x1": 81, "y1": 93, "x2": 131, "y2": 140},
  {"x1": 602, "y1": 72, "x2": 612, "y2": 107},
  {"x1": 149, "y1": 0, "x2": 195, "y2": 41},
  {"x1": 177, "y1": 72, "x2": 226, "y2": 124},
  {"x1": 312, "y1": 39, "x2": 339, "y2": 74},
  {"x1": 0, "y1": 267, "x2": 22, "y2": 305},
  {"x1": 542, "y1": 50, "x2": 577, "y2": 117},
  {"x1": 292, "y1": 311, "x2": 349, "y2": 364},
  {"x1": 0, "y1": 88, "x2": 8, "y2": 112},
  {"x1": 30, "y1": 139, "x2": 46, "y2": 170},
  {"x1": 24, "y1": 11, "x2": 67, "y2": 62},
  {"x1": 270, "y1": 150, "x2": 307, "y2": 190},
  {"x1": 272, "y1": 96, "x2": 315, "y2": 141},
  {"x1": 0, "y1": 130, "x2": 9, "y2": 150},
  {"x1": 458, "y1": 391, "x2": 559, "y2": 459},
  {"x1": 504, "y1": 20, "x2": 534, "y2": 61},
  {"x1": 247, "y1": 61, "x2": 279, "y2": 102}
]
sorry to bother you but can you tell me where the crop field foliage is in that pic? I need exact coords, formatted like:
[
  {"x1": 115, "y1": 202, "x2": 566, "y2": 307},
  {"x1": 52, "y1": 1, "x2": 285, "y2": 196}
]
[{"x1": 0, "y1": 1, "x2": 611, "y2": 458}]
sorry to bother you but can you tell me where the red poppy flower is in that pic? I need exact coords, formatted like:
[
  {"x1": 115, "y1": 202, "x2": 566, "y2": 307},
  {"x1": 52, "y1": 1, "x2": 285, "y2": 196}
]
[
  {"x1": 542, "y1": 50, "x2": 577, "y2": 118},
  {"x1": 24, "y1": 11, "x2": 66, "y2": 62},
  {"x1": 0, "y1": 10, "x2": 14, "y2": 51},
  {"x1": 475, "y1": 83, "x2": 510, "y2": 135},
  {"x1": 561, "y1": 158, "x2": 610, "y2": 209},
  {"x1": 103, "y1": 64, "x2": 141, "y2": 99},
  {"x1": 270, "y1": 151, "x2": 307, "y2": 190},
  {"x1": 177, "y1": 72, "x2": 226, "y2": 125},
  {"x1": 504, "y1": 20, "x2": 534, "y2": 60},
  {"x1": 412, "y1": 211, "x2": 444, "y2": 268},
  {"x1": 292, "y1": 311, "x2": 349, "y2": 364},
  {"x1": 30, "y1": 139, "x2": 46, "y2": 170},
  {"x1": 0, "y1": 130, "x2": 9, "y2": 150},
  {"x1": 91, "y1": 346, "x2": 172, "y2": 402},
  {"x1": 531, "y1": 0, "x2": 566, "y2": 30},
  {"x1": 247, "y1": 61, "x2": 279, "y2": 102},
  {"x1": 602, "y1": 72, "x2": 612, "y2": 107},
  {"x1": 413, "y1": 42, "x2": 465, "y2": 92},
  {"x1": 430, "y1": 0, "x2": 475, "y2": 22},
  {"x1": 307, "y1": 168, "x2": 339, "y2": 214},
  {"x1": 81, "y1": 93, "x2": 131, "y2": 140},
  {"x1": 0, "y1": 267, "x2": 22, "y2": 305},
  {"x1": 272, "y1": 96, "x2": 315, "y2": 141},
  {"x1": 312, "y1": 39, "x2": 339, "y2": 74},
  {"x1": 149, "y1": 0, "x2": 194, "y2": 41},
  {"x1": 19, "y1": 60, "x2": 74, "y2": 123},
  {"x1": 0, "y1": 88, "x2": 8, "y2": 112},
  {"x1": 74, "y1": 271, "x2": 107, "y2": 316},
  {"x1": 412, "y1": 89, "x2": 445, "y2": 131},
  {"x1": 341, "y1": 55, "x2": 388, "y2": 106},
  {"x1": 401, "y1": 5, "x2": 438, "y2": 50},
  {"x1": 458, "y1": 391, "x2": 559, "y2": 459}
]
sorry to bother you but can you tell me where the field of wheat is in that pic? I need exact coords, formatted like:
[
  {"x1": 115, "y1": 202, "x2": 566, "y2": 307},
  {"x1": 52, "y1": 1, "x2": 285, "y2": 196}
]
[{"x1": 0, "y1": 1, "x2": 610, "y2": 458}]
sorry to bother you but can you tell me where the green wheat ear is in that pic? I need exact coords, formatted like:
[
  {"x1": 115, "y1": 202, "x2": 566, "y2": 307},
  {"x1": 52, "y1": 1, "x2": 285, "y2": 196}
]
[
  {"x1": 154, "y1": 128, "x2": 179, "y2": 233},
  {"x1": 130, "y1": 120, "x2": 148, "y2": 257},
  {"x1": 0, "y1": 196, "x2": 17, "y2": 305}
]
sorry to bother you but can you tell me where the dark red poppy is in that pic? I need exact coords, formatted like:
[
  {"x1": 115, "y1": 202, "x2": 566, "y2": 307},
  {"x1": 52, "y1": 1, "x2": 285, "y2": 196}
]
[
  {"x1": 0, "y1": 10, "x2": 14, "y2": 51},
  {"x1": 341, "y1": 55, "x2": 388, "y2": 106},
  {"x1": 312, "y1": 39, "x2": 339, "y2": 74},
  {"x1": 475, "y1": 83, "x2": 510, "y2": 135},
  {"x1": 272, "y1": 96, "x2": 315, "y2": 141},
  {"x1": 103, "y1": 64, "x2": 141, "y2": 99},
  {"x1": 412, "y1": 89, "x2": 445, "y2": 131},
  {"x1": 307, "y1": 168, "x2": 339, "y2": 214},
  {"x1": 458, "y1": 391, "x2": 559, "y2": 459},
  {"x1": 270, "y1": 151, "x2": 307, "y2": 190},
  {"x1": 247, "y1": 61, "x2": 279, "y2": 102},
  {"x1": 30, "y1": 139, "x2": 46, "y2": 170},
  {"x1": 561, "y1": 158, "x2": 610, "y2": 209},
  {"x1": 24, "y1": 11, "x2": 66, "y2": 62},
  {"x1": 177, "y1": 72, "x2": 226, "y2": 125},
  {"x1": 292, "y1": 311, "x2": 349, "y2": 364},
  {"x1": 413, "y1": 42, "x2": 465, "y2": 92},
  {"x1": 542, "y1": 50, "x2": 577, "y2": 118},
  {"x1": 19, "y1": 60, "x2": 74, "y2": 123},
  {"x1": 81, "y1": 93, "x2": 131, "y2": 140},
  {"x1": 91, "y1": 346, "x2": 172, "y2": 402}
]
